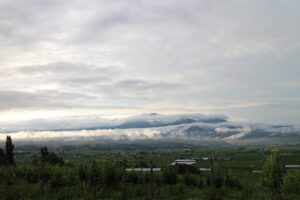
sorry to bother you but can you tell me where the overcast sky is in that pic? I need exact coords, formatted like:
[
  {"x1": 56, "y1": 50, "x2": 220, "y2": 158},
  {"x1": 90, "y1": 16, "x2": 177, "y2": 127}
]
[{"x1": 0, "y1": 0, "x2": 300, "y2": 127}]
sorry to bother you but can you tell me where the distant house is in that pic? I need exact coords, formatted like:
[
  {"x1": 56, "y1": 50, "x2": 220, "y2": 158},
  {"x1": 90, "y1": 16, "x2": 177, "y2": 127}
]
[
  {"x1": 284, "y1": 165, "x2": 300, "y2": 168},
  {"x1": 171, "y1": 159, "x2": 196, "y2": 165},
  {"x1": 283, "y1": 165, "x2": 300, "y2": 172},
  {"x1": 201, "y1": 157, "x2": 209, "y2": 161},
  {"x1": 252, "y1": 170, "x2": 262, "y2": 173},
  {"x1": 126, "y1": 168, "x2": 161, "y2": 172},
  {"x1": 284, "y1": 165, "x2": 300, "y2": 171},
  {"x1": 199, "y1": 168, "x2": 211, "y2": 171}
]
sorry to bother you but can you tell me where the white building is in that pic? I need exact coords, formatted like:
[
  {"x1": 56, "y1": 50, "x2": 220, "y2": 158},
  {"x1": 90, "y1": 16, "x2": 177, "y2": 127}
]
[
  {"x1": 284, "y1": 165, "x2": 300, "y2": 169},
  {"x1": 171, "y1": 159, "x2": 196, "y2": 165},
  {"x1": 199, "y1": 168, "x2": 211, "y2": 171},
  {"x1": 126, "y1": 168, "x2": 161, "y2": 172}
]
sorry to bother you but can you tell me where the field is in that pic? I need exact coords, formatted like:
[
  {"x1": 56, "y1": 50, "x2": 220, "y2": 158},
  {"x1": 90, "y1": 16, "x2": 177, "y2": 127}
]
[{"x1": 0, "y1": 146, "x2": 298, "y2": 200}]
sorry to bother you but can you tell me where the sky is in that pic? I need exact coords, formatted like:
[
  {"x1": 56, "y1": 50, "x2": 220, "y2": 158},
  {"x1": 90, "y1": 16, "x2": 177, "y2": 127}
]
[{"x1": 0, "y1": 0, "x2": 300, "y2": 130}]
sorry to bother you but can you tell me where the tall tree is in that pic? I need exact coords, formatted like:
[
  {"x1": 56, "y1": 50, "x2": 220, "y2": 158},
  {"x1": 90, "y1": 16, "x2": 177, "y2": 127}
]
[
  {"x1": 5, "y1": 136, "x2": 15, "y2": 165},
  {"x1": 262, "y1": 151, "x2": 282, "y2": 199}
]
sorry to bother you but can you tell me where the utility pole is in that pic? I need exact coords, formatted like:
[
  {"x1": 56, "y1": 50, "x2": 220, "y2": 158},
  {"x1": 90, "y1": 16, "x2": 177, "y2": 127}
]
[
  {"x1": 40, "y1": 158, "x2": 45, "y2": 197},
  {"x1": 275, "y1": 155, "x2": 282, "y2": 200},
  {"x1": 122, "y1": 159, "x2": 128, "y2": 199},
  {"x1": 210, "y1": 153, "x2": 214, "y2": 183},
  {"x1": 123, "y1": 159, "x2": 127, "y2": 182},
  {"x1": 170, "y1": 167, "x2": 172, "y2": 200},
  {"x1": 92, "y1": 160, "x2": 96, "y2": 200},
  {"x1": 209, "y1": 153, "x2": 216, "y2": 199},
  {"x1": 150, "y1": 159, "x2": 154, "y2": 200},
  {"x1": 80, "y1": 164, "x2": 84, "y2": 195},
  {"x1": 199, "y1": 169, "x2": 202, "y2": 186},
  {"x1": 225, "y1": 167, "x2": 228, "y2": 181}
]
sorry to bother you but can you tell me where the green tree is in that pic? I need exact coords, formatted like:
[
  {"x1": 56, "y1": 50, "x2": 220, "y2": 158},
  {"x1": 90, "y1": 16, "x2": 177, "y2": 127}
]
[
  {"x1": 48, "y1": 152, "x2": 64, "y2": 165},
  {"x1": 40, "y1": 147, "x2": 49, "y2": 162},
  {"x1": 262, "y1": 151, "x2": 282, "y2": 193},
  {"x1": 0, "y1": 148, "x2": 7, "y2": 165},
  {"x1": 5, "y1": 136, "x2": 15, "y2": 165},
  {"x1": 40, "y1": 147, "x2": 64, "y2": 165}
]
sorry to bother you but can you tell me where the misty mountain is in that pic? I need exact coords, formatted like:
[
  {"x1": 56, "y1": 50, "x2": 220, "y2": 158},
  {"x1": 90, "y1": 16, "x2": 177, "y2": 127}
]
[
  {"x1": 0, "y1": 113, "x2": 228, "y2": 132},
  {"x1": 1, "y1": 113, "x2": 300, "y2": 149},
  {"x1": 113, "y1": 115, "x2": 227, "y2": 129}
]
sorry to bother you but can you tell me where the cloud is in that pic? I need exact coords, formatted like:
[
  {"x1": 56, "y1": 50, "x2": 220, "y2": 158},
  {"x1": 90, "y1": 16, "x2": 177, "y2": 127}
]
[
  {"x1": 0, "y1": 62, "x2": 183, "y2": 113},
  {"x1": 17, "y1": 62, "x2": 121, "y2": 89},
  {"x1": 0, "y1": 0, "x2": 300, "y2": 125},
  {"x1": 0, "y1": 89, "x2": 92, "y2": 110},
  {"x1": 217, "y1": 126, "x2": 252, "y2": 141},
  {"x1": 113, "y1": 79, "x2": 182, "y2": 99}
]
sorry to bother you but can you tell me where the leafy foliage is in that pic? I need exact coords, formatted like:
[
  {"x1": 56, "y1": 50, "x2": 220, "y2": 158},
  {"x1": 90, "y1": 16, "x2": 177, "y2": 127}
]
[
  {"x1": 162, "y1": 166, "x2": 177, "y2": 185},
  {"x1": 40, "y1": 147, "x2": 64, "y2": 165},
  {"x1": 262, "y1": 151, "x2": 282, "y2": 191},
  {"x1": 283, "y1": 171, "x2": 300, "y2": 193}
]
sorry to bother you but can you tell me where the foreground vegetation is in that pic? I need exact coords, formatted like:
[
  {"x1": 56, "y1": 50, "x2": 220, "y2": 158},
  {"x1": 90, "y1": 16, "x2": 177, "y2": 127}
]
[{"x1": 0, "y1": 137, "x2": 300, "y2": 199}]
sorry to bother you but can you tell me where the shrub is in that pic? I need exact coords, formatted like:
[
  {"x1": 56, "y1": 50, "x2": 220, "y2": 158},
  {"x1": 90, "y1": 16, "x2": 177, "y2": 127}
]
[
  {"x1": 162, "y1": 166, "x2": 177, "y2": 184},
  {"x1": 283, "y1": 171, "x2": 300, "y2": 194},
  {"x1": 183, "y1": 174, "x2": 197, "y2": 187}
]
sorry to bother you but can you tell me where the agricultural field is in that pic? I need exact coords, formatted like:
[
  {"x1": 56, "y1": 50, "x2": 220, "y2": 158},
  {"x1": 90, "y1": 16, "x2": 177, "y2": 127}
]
[{"x1": 0, "y1": 147, "x2": 299, "y2": 200}]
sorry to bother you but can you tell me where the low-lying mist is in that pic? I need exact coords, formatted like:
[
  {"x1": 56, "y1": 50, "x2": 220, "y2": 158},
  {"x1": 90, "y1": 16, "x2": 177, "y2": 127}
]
[{"x1": 1, "y1": 113, "x2": 299, "y2": 151}]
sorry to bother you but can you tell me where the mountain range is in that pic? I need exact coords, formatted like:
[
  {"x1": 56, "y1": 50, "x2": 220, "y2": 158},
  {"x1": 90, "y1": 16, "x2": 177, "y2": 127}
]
[{"x1": 2, "y1": 113, "x2": 300, "y2": 148}]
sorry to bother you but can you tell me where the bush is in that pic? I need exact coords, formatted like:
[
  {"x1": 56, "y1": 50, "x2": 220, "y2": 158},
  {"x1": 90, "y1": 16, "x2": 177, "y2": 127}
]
[
  {"x1": 212, "y1": 173, "x2": 224, "y2": 189},
  {"x1": 127, "y1": 171, "x2": 139, "y2": 184},
  {"x1": 283, "y1": 171, "x2": 300, "y2": 194},
  {"x1": 174, "y1": 164, "x2": 199, "y2": 174},
  {"x1": 49, "y1": 166, "x2": 79, "y2": 189},
  {"x1": 225, "y1": 176, "x2": 242, "y2": 190},
  {"x1": 102, "y1": 162, "x2": 119, "y2": 187},
  {"x1": 183, "y1": 174, "x2": 197, "y2": 187},
  {"x1": 162, "y1": 166, "x2": 177, "y2": 184},
  {"x1": 26, "y1": 167, "x2": 39, "y2": 184}
]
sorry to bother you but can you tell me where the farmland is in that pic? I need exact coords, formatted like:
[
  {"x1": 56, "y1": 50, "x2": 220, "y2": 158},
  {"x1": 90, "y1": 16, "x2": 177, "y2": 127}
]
[{"x1": 1, "y1": 146, "x2": 299, "y2": 200}]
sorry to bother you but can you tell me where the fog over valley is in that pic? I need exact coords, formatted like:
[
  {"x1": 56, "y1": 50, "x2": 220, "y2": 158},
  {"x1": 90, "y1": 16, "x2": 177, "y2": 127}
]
[{"x1": 1, "y1": 113, "x2": 299, "y2": 150}]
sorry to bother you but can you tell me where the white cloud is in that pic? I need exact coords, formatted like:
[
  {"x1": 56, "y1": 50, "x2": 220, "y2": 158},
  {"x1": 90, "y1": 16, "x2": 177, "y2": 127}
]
[{"x1": 216, "y1": 126, "x2": 252, "y2": 141}]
